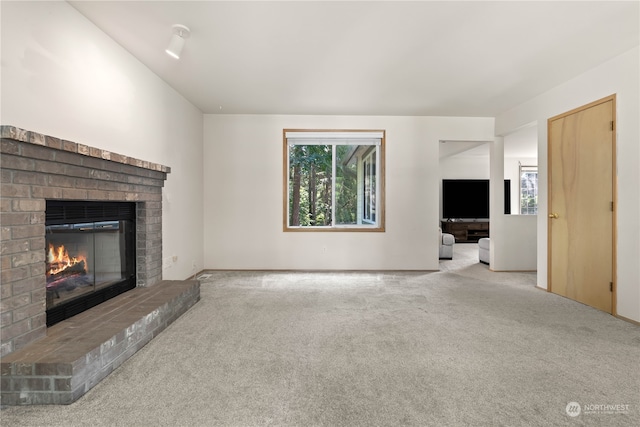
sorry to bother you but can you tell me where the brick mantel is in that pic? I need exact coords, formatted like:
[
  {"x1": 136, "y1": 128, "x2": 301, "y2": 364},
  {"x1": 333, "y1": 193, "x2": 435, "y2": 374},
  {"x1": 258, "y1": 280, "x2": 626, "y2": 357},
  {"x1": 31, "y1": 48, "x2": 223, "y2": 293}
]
[
  {"x1": 0, "y1": 126, "x2": 171, "y2": 174},
  {"x1": 0, "y1": 125, "x2": 171, "y2": 357}
]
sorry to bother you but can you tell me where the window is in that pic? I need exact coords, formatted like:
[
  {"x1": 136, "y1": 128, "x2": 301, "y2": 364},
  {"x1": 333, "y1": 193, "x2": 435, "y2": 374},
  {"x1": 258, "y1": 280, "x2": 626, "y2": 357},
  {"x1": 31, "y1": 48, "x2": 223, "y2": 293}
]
[
  {"x1": 362, "y1": 149, "x2": 376, "y2": 223},
  {"x1": 520, "y1": 165, "x2": 538, "y2": 215},
  {"x1": 284, "y1": 130, "x2": 385, "y2": 231}
]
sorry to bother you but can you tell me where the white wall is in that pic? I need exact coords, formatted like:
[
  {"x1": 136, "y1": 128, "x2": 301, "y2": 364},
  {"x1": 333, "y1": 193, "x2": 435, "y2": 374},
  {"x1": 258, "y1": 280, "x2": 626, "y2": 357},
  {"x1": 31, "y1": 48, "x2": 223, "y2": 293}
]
[
  {"x1": 0, "y1": 1, "x2": 204, "y2": 280},
  {"x1": 203, "y1": 115, "x2": 494, "y2": 270},
  {"x1": 503, "y1": 155, "x2": 538, "y2": 272},
  {"x1": 440, "y1": 155, "x2": 490, "y2": 180},
  {"x1": 490, "y1": 138, "x2": 537, "y2": 271},
  {"x1": 496, "y1": 46, "x2": 640, "y2": 322},
  {"x1": 439, "y1": 154, "x2": 489, "y2": 220}
]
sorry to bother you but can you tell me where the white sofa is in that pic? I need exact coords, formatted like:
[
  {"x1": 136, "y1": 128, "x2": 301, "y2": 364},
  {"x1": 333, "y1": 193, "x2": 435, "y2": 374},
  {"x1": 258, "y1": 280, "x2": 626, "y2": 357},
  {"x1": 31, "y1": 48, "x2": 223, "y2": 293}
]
[
  {"x1": 478, "y1": 237, "x2": 490, "y2": 265},
  {"x1": 439, "y1": 228, "x2": 455, "y2": 260}
]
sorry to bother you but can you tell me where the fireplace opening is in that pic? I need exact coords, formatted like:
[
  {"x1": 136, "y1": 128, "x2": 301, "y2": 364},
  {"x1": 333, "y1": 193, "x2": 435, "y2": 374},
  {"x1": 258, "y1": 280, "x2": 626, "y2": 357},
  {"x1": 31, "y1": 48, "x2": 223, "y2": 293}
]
[{"x1": 45, "y1": 201, "x2": 136, "y2": 327}]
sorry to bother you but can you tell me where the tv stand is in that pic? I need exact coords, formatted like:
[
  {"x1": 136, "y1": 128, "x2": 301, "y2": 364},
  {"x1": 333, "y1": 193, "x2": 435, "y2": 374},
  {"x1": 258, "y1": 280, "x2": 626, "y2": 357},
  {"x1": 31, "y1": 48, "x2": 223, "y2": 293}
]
[{"x1": 441, "y1": 220, "x2": 489, "y2": 243}]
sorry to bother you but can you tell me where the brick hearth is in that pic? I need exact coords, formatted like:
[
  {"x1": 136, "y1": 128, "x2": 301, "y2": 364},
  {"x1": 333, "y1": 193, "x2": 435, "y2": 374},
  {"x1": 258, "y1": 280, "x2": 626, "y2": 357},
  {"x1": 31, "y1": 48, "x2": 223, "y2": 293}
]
[
  {"x1": 1, "y1": 280, "x2": 200, "y2": 405},
  {"x1": 1, "y1": 125, "x2": 200, "y2": 405}
]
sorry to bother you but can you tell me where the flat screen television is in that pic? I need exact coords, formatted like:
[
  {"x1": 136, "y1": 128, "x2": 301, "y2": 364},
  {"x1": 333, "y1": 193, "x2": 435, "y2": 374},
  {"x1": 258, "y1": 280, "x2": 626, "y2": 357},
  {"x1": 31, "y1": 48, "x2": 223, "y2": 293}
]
[{"x1": 442, "y1": 179, "x2": 511, "y2": 219}]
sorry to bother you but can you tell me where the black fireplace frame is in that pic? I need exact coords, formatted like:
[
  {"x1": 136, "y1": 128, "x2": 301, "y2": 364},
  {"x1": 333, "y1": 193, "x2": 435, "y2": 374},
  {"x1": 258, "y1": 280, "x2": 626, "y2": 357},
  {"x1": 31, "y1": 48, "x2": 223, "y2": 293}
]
[{"x1": 45, "y1": 200, "x2": 137, "y2": 326}]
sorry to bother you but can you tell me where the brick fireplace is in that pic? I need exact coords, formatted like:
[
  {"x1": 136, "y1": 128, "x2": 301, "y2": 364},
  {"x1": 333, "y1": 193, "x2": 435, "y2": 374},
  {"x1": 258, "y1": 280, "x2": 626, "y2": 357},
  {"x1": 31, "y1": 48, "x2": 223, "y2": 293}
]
[
  {"x1": 1, "y1": 125, "x2": 200, "y2": 404},
  {"x1": 1, "y1": 125, "x2": 171, "y2": 356}
]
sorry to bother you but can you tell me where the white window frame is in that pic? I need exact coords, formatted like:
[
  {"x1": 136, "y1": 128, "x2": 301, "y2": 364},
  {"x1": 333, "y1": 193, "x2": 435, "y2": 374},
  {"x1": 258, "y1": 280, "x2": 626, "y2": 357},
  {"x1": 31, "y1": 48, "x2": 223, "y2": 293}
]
[
  {"x1": 284, "y1": 130, "x2": 385, "y2": 232},
  {"x1": 361, "y1": 148, "x2": 377, "y2": 225},
  {"x1": 519, "y1": 165, "x2": 538, "y2": 215}
]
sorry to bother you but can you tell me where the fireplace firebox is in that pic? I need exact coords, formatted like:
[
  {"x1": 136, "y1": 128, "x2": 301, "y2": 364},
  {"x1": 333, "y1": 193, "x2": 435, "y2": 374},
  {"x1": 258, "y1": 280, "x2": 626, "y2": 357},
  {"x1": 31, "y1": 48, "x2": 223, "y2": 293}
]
[{"x1": 45, "y1": 201, "x2": 136, "y2": 326}]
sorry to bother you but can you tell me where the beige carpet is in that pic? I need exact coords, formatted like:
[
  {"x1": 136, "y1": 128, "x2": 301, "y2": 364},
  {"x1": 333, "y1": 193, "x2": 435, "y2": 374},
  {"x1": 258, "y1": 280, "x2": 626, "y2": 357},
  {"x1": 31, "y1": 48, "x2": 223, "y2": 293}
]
[{"x1": 2, "y1": 245, "x2": 639, "y2": 426}]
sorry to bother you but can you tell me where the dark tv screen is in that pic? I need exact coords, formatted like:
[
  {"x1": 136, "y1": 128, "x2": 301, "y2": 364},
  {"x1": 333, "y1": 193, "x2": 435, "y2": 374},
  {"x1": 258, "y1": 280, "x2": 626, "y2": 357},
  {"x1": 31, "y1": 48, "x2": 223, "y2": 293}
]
[
  {"x1": 443, "y1": 179, "x2": 490, "y2": 219},
  {"x1": 442, "y1": 179, "x2": 511, "y2": 219}
]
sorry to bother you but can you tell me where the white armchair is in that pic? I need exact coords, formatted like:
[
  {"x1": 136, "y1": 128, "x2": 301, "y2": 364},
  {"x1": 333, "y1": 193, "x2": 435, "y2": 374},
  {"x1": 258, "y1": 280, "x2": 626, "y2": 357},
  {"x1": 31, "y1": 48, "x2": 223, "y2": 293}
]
[
  {"x1": 478, "y1": 238, "x2": 490, "y2": 265},
  {"x1": 439, "y1": 228, "x2": 455, "y2": 260}
]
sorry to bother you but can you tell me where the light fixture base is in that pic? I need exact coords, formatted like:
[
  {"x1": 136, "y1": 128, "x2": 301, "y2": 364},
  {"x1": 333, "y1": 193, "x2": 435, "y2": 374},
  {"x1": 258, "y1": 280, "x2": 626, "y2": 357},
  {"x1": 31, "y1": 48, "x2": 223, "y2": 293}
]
[{"x1": 171, "y1": 24, "x2": 190, "y2": 39}]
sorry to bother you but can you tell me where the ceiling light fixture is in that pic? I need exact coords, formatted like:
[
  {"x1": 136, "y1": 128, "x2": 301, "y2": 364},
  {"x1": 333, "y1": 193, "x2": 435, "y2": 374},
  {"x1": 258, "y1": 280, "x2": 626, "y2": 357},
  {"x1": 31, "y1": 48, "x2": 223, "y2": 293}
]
[{"x1": 165, "y1": 24, "x2": 190, "y2": 59}]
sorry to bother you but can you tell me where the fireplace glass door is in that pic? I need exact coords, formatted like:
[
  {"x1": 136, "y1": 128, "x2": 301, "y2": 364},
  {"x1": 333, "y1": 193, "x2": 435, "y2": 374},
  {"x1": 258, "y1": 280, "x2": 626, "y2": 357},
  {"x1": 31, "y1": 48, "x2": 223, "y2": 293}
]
[{"x1": 45, "y1": 201, "x2": 136, "y2": 326}]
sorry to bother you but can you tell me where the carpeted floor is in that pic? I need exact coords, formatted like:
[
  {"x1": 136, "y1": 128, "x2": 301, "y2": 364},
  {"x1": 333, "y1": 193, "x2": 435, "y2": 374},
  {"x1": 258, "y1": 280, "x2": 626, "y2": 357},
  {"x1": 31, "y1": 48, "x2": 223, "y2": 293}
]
[{"x1": 2, "y1": 244, "x2": 639, "y2": 426}]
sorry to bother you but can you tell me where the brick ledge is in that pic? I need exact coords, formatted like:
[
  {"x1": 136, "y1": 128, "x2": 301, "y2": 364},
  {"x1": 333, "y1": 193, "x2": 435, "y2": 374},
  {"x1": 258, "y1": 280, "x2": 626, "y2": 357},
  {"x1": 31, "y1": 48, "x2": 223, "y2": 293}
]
[
  {"x1": 0, "y1": 125, "x2": 171, "y2": 174},
  {"x1": 0, "y1": 280, "x2": 200, "y2": 405}
]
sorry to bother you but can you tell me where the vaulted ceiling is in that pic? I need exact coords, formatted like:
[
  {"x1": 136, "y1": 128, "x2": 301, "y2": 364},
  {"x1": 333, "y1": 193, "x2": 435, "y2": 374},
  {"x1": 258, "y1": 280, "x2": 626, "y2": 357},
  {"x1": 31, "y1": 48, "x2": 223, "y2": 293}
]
[{"x1": 69, "y1": 1, "x2": 639, "y2": 116}]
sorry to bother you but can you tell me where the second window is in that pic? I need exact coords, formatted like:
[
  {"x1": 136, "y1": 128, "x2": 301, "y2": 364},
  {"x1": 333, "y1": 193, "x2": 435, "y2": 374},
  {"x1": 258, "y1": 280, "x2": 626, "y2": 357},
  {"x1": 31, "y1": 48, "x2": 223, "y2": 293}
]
[{"x1": 284, "y1": 130, "x2": 385, "y2": 231}]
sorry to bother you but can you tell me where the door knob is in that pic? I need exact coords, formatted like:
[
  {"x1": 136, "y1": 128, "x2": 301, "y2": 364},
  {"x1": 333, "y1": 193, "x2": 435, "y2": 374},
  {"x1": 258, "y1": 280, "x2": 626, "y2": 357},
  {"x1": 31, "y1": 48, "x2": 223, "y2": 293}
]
[{"x1": 549, "y1": 213, "x2": 559, "y2": 219}]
